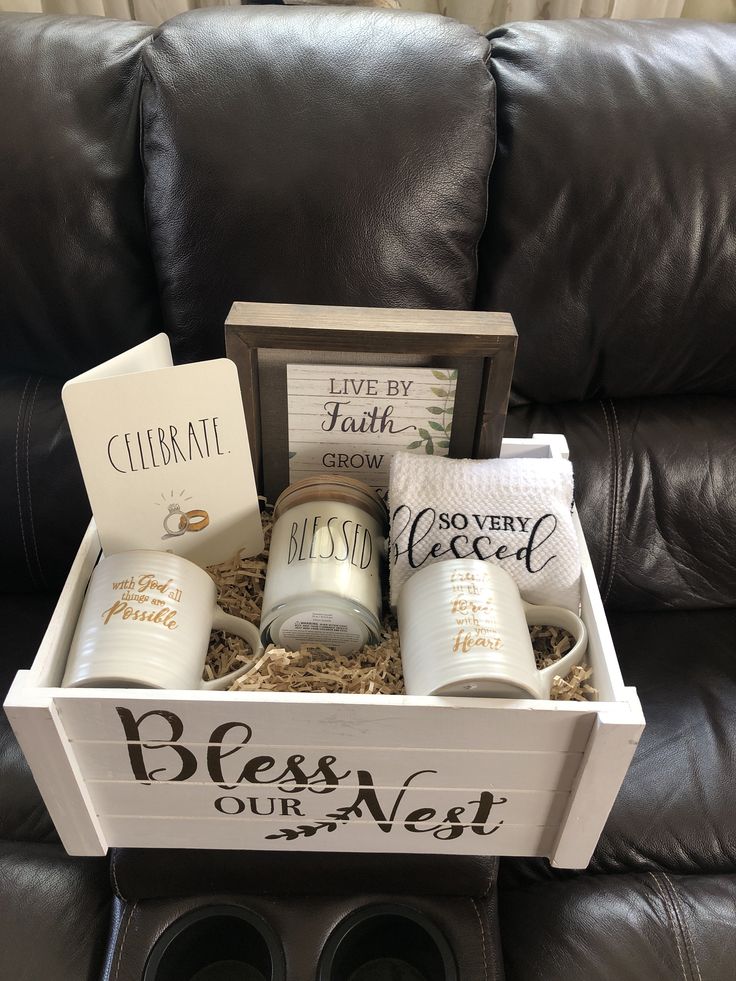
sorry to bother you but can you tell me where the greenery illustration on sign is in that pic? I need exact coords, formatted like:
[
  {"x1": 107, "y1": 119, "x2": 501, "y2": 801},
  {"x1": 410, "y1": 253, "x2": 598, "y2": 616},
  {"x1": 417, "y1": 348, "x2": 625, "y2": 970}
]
[{"x1": 405, "y1": 369, "x2": 457, "y2": 455}]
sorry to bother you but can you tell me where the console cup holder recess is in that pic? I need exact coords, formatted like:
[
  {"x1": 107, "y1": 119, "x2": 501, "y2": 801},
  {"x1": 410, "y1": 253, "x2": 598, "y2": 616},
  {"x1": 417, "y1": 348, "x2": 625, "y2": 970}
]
[
  {"x1": 142, "y1": 905, "x2": 286, "y2": 981},
  {"x1": 317, "y1": 904, "x2": 458, "y2": 981}
]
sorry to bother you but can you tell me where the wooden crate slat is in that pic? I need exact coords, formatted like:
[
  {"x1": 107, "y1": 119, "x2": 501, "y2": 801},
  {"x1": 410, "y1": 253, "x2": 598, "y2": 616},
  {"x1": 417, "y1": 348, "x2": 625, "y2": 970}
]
[
  {"x1": 101, "y1": 813, "x2": 557, "y2": 856},
  {"x1": 549, "y1": 691, "x2": 646, "y2": 869},
  {"x1": 4, "y1": 674, "x2": 107, "y2": 857},
  {"x1": 88, "y1": 779, "x2": 570, "y2": 828},
  {"x1": 55, "y1": 693, "x2": 597, "y2": 753},
  {"x1": 72, "y1": 738, "x2": 583, "y2": 793}
]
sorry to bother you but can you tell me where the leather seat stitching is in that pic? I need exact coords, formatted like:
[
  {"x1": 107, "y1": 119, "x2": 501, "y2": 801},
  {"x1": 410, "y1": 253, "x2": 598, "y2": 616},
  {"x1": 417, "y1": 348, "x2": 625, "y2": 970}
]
[
  {"x1": 479, "y1": 857, "x2": 499, "y2": 900},
  {"x1": 111, "y1": 850, "x2": 127, "y2": 902},
  {"x1": 471, "y1": 897, "x2": 489, "y2": 979},
  {"x1": 661, "y1": 871, "x2": 703, "y2": 981},
  {"x1": 648, "y1": 871, "x2": 690, "y2": 981},
  {"x1": 114, "y1": 901, "x2": 137, "y2": 981},
  {"x1": 472, "y1": 43, "x2": 494, "y2": 307},
  {"x1": 598, "y1": 400, "x2": 616, "y2": 601},
  {"x1": 24, "y1": 375, "x2": 47, "y2": 589},
  {"x1": 14, "y1": 374, "x2": 37, "y2": 588},
  {"x1": 607, "y1": 399, "x2": 623, "y2": 599}
]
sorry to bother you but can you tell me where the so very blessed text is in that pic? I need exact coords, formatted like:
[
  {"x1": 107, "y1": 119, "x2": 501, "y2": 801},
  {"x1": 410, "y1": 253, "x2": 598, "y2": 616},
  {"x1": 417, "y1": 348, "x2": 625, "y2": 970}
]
[
  {"x1": 115, "y1": 708, "x2": 508, "y2": 844},
  {"x1": 391, "y1": 506, "x2": 559, "y2": 572}
]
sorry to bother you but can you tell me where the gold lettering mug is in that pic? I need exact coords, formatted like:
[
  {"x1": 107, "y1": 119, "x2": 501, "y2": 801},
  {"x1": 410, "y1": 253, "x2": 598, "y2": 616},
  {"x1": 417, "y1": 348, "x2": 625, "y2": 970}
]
[
  {"x1": 398, "y1": 559, "x2": 587, "y2": 698},
  {"x1": 62, "y1": 550, "x2": 261, "y2": 689}
]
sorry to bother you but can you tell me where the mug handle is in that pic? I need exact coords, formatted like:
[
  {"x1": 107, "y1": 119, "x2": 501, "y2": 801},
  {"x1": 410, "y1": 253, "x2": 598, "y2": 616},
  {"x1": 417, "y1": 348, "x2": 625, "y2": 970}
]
[
  {"x1": 522, "y1": 602, "x2": 588, "y2": 699},
  {"x1": 201, "y1": 608, "x2": 263, "y2": 691}
]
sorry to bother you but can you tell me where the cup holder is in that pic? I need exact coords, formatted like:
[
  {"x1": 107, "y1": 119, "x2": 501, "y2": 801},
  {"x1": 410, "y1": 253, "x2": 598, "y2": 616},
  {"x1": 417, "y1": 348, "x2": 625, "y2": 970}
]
[
  {"x1": 143, "y1": 905, "x2": 285, "y2": 981},
  {"x1": 317, "y1": 904, "x2": 458, "y2": 981}
]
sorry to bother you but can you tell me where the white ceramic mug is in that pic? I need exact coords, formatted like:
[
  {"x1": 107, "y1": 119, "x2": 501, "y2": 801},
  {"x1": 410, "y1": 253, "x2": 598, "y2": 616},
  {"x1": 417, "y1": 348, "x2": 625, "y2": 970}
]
[
  {"x1": 62, "y1": 550, "x2": 262, "y2": 689},
  {"x1": 398, "y1": 559, "x2": 587, "y2": 699}
]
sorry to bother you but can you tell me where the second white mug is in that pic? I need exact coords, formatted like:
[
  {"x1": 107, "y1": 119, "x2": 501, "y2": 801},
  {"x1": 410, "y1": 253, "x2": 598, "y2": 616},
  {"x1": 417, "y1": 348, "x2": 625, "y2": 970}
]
[{"x1": 398, "y1": 559, "x2": 587, "y2": 699}]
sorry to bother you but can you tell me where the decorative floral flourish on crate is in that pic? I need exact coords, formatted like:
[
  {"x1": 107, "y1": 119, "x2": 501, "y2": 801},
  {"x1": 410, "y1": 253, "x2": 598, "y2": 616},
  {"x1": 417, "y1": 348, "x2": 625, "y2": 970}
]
[
  {"x1": 405, "y1": 368, "x2": 457, "y2": 455},
  {"x1": 263, "y1": 804, "x2": 357, "y2": 841}
]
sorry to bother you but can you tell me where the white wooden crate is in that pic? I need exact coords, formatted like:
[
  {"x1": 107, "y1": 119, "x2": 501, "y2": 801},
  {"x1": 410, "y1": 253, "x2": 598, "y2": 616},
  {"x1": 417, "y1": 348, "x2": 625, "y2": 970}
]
[{"x1": 4, "y1": 436, "x2": 644, "y2": 868}]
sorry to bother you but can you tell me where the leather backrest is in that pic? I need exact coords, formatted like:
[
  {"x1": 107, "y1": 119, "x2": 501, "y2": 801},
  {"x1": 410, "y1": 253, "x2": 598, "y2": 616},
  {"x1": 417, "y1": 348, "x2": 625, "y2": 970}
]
[
  {"x1": 479, "y1": 20, "x2": 736, "y2": 406},
  {"x1": 0, "y1": 374, "x2": 90, "y2": 592},
  {"x1": 505, "y1": 397, "x2": 736, "y2": 611},
  {"x1": 0, "y1": 14, "x2": 159, "y2": 378},
  {"x1": 484, "y1": 21, "x2": 736, "y2": 610},
  {"x1": 141, "y1": 7, "x2": 495, "y2": 363},
  {"x1": 0, "y1": 14, "x2": 158, "y2": 589}
]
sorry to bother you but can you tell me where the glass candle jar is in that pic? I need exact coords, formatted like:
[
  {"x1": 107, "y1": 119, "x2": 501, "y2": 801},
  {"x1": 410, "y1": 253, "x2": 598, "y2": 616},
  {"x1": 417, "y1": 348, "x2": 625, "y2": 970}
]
[{"x1": 260, "y1": 476, "x2": 388, "y2": 655}]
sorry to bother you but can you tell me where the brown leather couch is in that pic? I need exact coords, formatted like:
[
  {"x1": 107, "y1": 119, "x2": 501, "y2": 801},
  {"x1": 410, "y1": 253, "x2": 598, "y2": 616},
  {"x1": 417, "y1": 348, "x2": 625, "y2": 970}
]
[{"x1": 1, "y1": 8, "x2": 734, "y2": 979}]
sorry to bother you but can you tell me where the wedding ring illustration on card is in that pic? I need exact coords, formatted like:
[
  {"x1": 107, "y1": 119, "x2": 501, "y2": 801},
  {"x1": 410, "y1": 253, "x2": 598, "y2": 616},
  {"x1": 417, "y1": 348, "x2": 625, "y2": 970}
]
[
  {"x1": 180, "y1": 509, "x2": 209, "y2": 532},
  {"x1": 163, "y1": 503, "x2": 188, "y2": 538},
  {"x1": 161, "y1": 501, "x2": 210, "y2": 540}
]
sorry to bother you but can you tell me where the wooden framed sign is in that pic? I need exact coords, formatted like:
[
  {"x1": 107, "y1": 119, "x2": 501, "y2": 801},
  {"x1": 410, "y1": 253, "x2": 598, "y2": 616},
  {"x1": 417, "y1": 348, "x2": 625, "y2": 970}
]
[{"x1": 225, "y1": 303, "x2": 517, "y2": 502}]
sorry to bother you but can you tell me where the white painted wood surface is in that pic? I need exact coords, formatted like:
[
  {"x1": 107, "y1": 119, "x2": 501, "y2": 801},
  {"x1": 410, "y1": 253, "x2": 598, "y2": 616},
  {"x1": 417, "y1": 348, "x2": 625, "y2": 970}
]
[
  {"x1": 28, "y1": 520, "x2": 101, "y2": 688},
  {"x1": 56, "y1": 691, "x2": 596, "y2": 751},
  {"x1": 88, "y1": 780, "x2": 569, "y2": 826},
  {"x1": 100, "y1": 814, "x2": 558, "y2": 857},
  {"x1": 73, "y1": 739, "x2": 584, "y2": 792},
  {"x1": 522, "y1": 433, "x2": 628, "y2": 704},
  {"x1": 4, "y1": 674, "x2": 107, "y2": 856},
  {"x1": 549, "y1": 690, "x2": 645, "y2": 868},
  {"x1": 4, "y1": 437, "x2": 645, "y2": 865}
]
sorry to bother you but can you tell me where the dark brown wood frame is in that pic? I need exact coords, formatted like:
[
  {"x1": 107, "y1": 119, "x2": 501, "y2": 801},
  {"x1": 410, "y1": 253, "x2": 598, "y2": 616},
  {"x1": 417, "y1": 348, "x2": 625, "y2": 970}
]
[{"x1": 225, "y1": 302, "x2": 517, "y2": 494}]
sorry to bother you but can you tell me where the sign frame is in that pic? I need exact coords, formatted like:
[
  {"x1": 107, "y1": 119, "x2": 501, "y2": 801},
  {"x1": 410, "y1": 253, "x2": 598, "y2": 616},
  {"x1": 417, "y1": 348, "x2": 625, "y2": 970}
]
[{"x1": 225, "y1": 302, "x2": 517, "y2": 500}]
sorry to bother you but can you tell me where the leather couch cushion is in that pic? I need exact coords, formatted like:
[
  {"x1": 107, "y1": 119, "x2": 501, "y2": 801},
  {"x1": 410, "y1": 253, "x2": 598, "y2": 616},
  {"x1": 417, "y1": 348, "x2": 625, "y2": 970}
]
[
  {"x1": 0, "y1": 592, "x2": 59, "y2": 843},
  {"x1": 0, "y1": 13, "x2": 159, "y2": 379},
  {"x1": 506, "y1": 397, "x2": 736, "y2": 610},
  {"x1": 499, "y1": 870, "x2": 736, "y2": 981},
  {"x1": 0, "y1": 374, "x2": 90, "y2": 592},
  {"x1": 141, "y1": 7, "x2": 495, "y2": 362},
  {"x1": 502, "y1": 608, "x2": 736, "y2": 886},
  {"x1": 594, "y1": 609, "x2": 736, "y2": 876},
  {"x1": 0, "y1": 840, "x2": 111, "y2": 981},
  {"x1": 479, "y1": 20, "x2": 736, "y2": 405}
]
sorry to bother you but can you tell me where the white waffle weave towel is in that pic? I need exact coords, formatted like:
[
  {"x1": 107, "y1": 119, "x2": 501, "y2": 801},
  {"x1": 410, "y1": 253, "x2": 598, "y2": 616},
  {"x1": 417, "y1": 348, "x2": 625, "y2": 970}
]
[{"x1": 389, "y1": 453, "x2": 581, "y2": 612}]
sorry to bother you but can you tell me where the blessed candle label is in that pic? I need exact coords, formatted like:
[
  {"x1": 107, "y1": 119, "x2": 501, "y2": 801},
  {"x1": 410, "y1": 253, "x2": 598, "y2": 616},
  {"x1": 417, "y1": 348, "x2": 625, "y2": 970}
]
[
  {"x1": 286, "y1": 364, "x2": 458, "y2": 495},
  {"x1": 287, "y1": 515, "x2": 374, "y2": 569}
]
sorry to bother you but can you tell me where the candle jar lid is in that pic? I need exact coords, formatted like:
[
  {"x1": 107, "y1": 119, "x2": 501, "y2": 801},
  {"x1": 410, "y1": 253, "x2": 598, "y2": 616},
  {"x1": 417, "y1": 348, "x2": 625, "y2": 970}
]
[{"x1": 272, "y1": 475, "x2": 388, "y2": 528}]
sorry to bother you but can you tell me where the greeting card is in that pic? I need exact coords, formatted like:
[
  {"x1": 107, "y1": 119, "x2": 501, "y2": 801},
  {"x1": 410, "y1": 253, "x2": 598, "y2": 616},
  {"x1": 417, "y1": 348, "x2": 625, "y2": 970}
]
[{"x1": 62, "y1": 335, "x2": 263, "y2": 566}]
